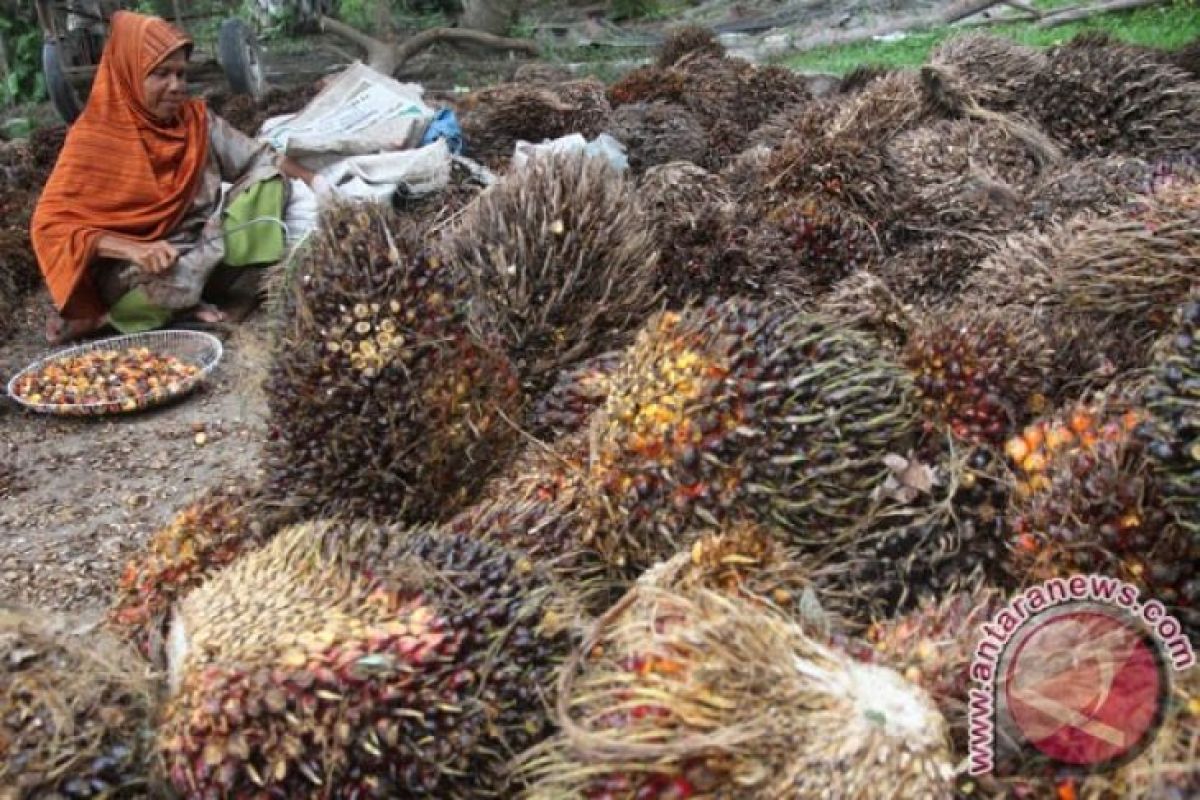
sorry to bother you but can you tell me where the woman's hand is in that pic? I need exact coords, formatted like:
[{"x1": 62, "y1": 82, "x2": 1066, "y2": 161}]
[
  {"x1": 126, "y1": 240, "x2": 180, "y2": 274},
  {"x1": 97, "y1": 235, "x2": 179, "y2": 274}
]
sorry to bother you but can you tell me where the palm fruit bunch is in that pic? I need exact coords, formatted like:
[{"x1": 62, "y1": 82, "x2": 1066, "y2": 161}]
[
  {"x1": 440, "y1": 151, "x2": 660, "y2": 393},
  {"x1": 746, "y1": 97, "x2": 823, "y2": 150},
  {"x1": 608, "y1": 53, "x2": 807, "y2": 169},
  {"x1": 878, "y1": 236, "x2": 1000, "y2": 310},
  {"x1": 582, "y1": 298, "x2": 923, "y2": 571},
  {"x1": 754, "y1": 193, "x2": 883, "y2": 293},
  {"x1": 446, "y1": 447, "x2": 627, "y2": 613},
  {"x1": 601, "y1": 101, "x2": 708, "y2": 173},
  {"x1": 753, "y1": 74, "x2": 941, "y2": 265},
  {"x1": 800, "y1": 443, "x2": 1012, "y2": 627},
  {"x1": 845, "y1": 587, "x2": 1004, "y2": 753},
  {"x1": 960, "y1": 198, "x2": 1200, "y2": 388},
  {"x1": 837, "y1": 64, "x2": 895, "y2": 95},
  {"x1": 0, "y1": 228, "x2": 38, "y2": 341},
  {"x1": 637, "y1": 162, "x2": 759, "y2": 306},
  {"x1": 927, "y1": 33, "x2": 1048, "y2": 112},
  {"x1": 529, "y1": 350, "x2": 622, "y2": 441},
  {"x1": 160, "y1": 521, "x2": 577, "y2": 798},
  {"x1": 263, "y1": 203, "x2": 522, "y2": 523},
  {"x1": 108, "y1": 482, "x2": 280, "y2": 660},
  {"x1": 1025, "y1": 33, "x2": 1200, "y2": 158},
  {"x1": 606, "y1": 64, "x2": 685, "y2": 107},
  {"x1": 1139, "y1": 298, "x2": 1199, "y2": 536},
  {"x1": 28, "y1": 123, "x2": 67, "y2": 179},
  {"x1": 1, "y1": 610, "x2": 159, "y2": 799},
  {"x1": 205, "y1": 83, "x2": 322, "y2": 138},
  {"x1": 816, "y1": 270, "x2": 915, "y2": 350},
  {"x1": 1026, "y1": 155, "x2": 1152, "y2": 226},
  {"x1": 1003, "y1": 401, "x2": 1196, "y2": 619},
  {"x1": 519, "y1": 586, "x2": 955, "y2": 799},
  {"x1": 901, "y1": 307, "x2": 1053, "y2": 446},
  {"x1": 635, "y1": 521, "x2": 840, "y2": 635},
  {"x1": 1176, "y1": 38, "x2": 1200, "y2": 78},
  {"x1": 655, "y1": 24, "x2": 725, "y2": 68},
  {"x1": 511, "y1": 63, "x2": 574, "y2": 85},
  {"x1": 458, "y1": 78, "x2": 612, "y2": 168},
  {"x1": 884, "y1": 119, "x2": 1050, "y2": 240}
]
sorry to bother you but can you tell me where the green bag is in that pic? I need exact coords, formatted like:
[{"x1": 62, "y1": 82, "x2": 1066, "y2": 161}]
[
  {"x1": 107, "y1": 286, "x2": 172, "y2": 334},
  {"x1": 222, "y1": 177, "x2": 287, "y2": 267}
]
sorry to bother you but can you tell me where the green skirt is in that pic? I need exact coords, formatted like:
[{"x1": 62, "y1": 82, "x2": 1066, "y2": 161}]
[{"x1": 108, "y1": 177, "x2": 287, "y2": 334}]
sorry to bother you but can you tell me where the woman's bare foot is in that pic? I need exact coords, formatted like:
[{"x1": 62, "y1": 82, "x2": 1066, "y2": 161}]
[
  {"x1": 194, "y1": 303, "x2": 227, "y2": 324},
  {"x1": 45, "y1": 312, "x2": 107, "y2": 345},
  {"x1": 186, "y1": 302, "x2": 227, "y2": 324}
]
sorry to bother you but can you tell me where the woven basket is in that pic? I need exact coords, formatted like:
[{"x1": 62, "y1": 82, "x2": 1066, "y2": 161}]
[{"x1": 6, "y1": 330, "x2": 223, "y2": 417}]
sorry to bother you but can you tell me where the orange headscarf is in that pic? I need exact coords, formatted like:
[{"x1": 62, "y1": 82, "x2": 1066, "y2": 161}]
[{"x1": 31, "y1": 11, "x2": 209, "y2": 319}]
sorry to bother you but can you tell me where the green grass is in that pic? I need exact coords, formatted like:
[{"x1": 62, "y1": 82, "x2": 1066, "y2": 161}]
[{"x1": 779, "y1": 0, "x2": 1200, "y2": 75}]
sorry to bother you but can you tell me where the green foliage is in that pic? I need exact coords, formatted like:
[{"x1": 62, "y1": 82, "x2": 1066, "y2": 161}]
[
  {"x1": 336, "y1": 0, "x2": 453, "y2": 32},
  {"x1": 781, "y1": 0, "x2": 1200, "y2": 74},
  {"x1": 611, "y1": 0, "x2": 661, "y2": 21},
  {"x1": 0, "y1": 14, "x2": 46, "y2": 107}
]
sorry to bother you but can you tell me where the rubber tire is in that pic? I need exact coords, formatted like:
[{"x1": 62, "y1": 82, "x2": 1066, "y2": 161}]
[
  {"x1": 218, "y1": 18, "x2": 266, "y2": 99},
  {"x1": 43, "y1": 40, "x2": 83, "y2": 125}
]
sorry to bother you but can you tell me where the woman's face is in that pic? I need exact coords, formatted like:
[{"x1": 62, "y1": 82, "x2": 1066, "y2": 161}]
[{"x1": 143, "y1": 49, "x2": 188, "y2": 122}]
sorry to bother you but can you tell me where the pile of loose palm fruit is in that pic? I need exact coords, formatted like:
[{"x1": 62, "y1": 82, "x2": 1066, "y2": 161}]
[
  {"x1": 9, "y1": 345, "x2": 203, "y2": 412},
  {"x1": 4, "y1": 23, "x2": 1199, "y2": 800}
]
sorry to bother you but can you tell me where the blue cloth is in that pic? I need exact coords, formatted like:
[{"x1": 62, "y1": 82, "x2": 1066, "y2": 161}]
[{"x1": 421, "y1": 108, "x2": 463, "y2": 155}]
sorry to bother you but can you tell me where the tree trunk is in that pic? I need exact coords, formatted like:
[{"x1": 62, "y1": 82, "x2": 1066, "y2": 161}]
[
  {"x1": 460, "y1": 0, "x2": 522, "y2": 37},
  {"x1": 1036, "y1": 0, "x2": 1166, "y2": 28}
]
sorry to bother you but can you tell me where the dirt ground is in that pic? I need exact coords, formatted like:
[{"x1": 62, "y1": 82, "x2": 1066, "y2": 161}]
[{"x1": 0, "y1": 295, "x2": 273, "y2": 621}]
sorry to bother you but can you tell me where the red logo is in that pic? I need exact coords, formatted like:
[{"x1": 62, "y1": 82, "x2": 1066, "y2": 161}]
[{"x1": 1000, "y1": 607, "x2": 1166, "y2": 767}]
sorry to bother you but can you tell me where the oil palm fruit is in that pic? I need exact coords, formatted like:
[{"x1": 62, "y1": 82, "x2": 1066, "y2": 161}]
[
  {"x1": 927, "y1": 33, "x2": 1047, "y2": 112},
  {"x1": 640, "y1": 162, "x2": 779, "y2": 306},
  {"x1": 519, "y1": 586, "x2": 955, "y2": 799},
  {"x1": 108, "y1": 482, "x2": 280, "y2": 660},
  {"x1": 440, "y1": 151, "x2": 660, "y2": 392},
  {"x1": 815, "y1": 270, "x2": 915, "y2": 350},
  {"x1": 263, "y1": 202, "x2": 522, "y2": 524},
  {"x1": 582, "y1": 298, "x2": 923, "y2": 569},
  {"x1": 1, "y1": 610, "x2": 158, "y2": 798},
  {"x1": 885, "y1": 119, "x2": 1048, "y2": 240},
  {"x1": 1139, "y1": 298, "x2": 1199, "y2": 536},
  {"x1": 603, "y1": 101, "x2": 708, "y2": 173},
  {"x1": 458, "y1": 79, "x2": 612, "y2": 168},
  {"x1": 800, "y1": 442, "x2": 1011, "y2": 627},
  {"x1": 1004, "y1": 401, "x2": 1195, "y2": 617},
  {"x1": 1026, "y1": 154, "x2": 1153, "y2": 226},
  {"x1": 848, "y1": 586, "x2": 1005, "y2": 755},
  {"x1": 902, "y1": 308, "x2": 1053, "y2": 446},
  {"x1": 656, "y1": 24, "x2": 725, "y2": 67},
  {"x1": 879, "y1": 236, "x2": 1001, "y2": 311},
  {"x1": 160, "y1": 521, "x2": 577, "y2": 799},
  {"x1": 1026, "y1": 33, "x2": 1200, "y2": 158},
  {"x1": 0, "y1": 228, "x2": 38, "y2": 341},
  {"x1": 608, "y1": 53, "x2": 808, "y2": 169},
  {"x1": 961, "y1": 195, "x2": 1200, "y2": 391},
  {"x1": 753, "y1": 193, "x2": 882, "y2": 293},
  {"x1": 529, "y1": 350, "x2": 622, "y2": 441}
]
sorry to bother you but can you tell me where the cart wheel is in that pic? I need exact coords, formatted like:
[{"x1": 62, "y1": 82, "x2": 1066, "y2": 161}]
[
  {"x1": 43, "y1": 40, "x2": 83, "y2": 125},
  {"x1": 218, "y1": 18, "x2": 266, "y2": 100}
]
